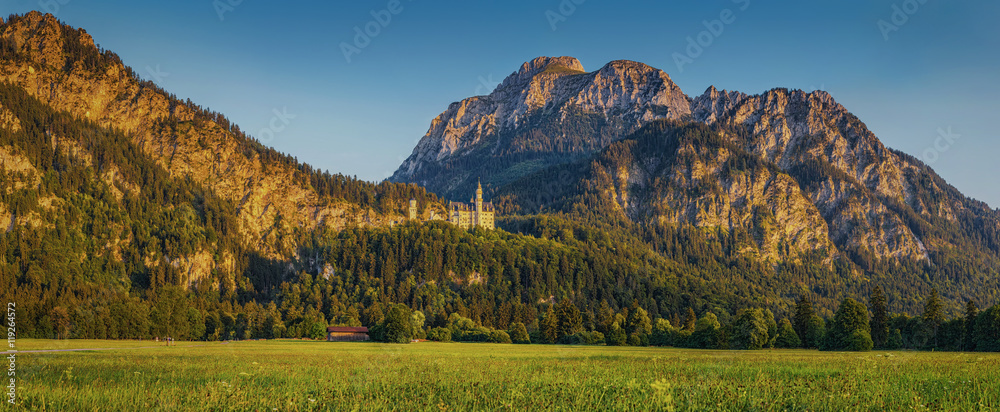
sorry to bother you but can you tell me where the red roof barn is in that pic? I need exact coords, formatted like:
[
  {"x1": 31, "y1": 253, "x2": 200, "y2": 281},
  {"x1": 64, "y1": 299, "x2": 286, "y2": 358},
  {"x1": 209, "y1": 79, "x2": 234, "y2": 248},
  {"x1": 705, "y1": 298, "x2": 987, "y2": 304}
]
[{"x1": 326, "y1": 326, "x2": 369, "y2": 342}]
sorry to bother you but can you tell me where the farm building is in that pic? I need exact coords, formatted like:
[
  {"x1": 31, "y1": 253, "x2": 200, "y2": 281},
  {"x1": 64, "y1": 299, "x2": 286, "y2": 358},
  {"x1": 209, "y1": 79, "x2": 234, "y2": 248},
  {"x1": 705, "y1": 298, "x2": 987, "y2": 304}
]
[{"x1": 326, "y1": 326, "x2": 369, "y2": 342}]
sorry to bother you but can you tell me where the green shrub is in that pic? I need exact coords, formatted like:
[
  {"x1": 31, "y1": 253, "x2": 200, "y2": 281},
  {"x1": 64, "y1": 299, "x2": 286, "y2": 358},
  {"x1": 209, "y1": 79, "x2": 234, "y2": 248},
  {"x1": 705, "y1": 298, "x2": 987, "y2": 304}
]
[
  {"x1": 774, "y1": 319, "x2": 801, "y2": 349},
  {"x1": 606, "y1": 322, "x2": 627, "y2": 346},
  {"x1": 508, "y1": 322, "x2": 530, "y2": 344},
  {"x1": 427, "y1": 327, "x2": 452, "y2": 342},
  {"x1": 847, "y1": 329, "x2": 874, "y2": 352},
  {"x1": 488, "y1": 330, "x2": 512, "y2": 344}
]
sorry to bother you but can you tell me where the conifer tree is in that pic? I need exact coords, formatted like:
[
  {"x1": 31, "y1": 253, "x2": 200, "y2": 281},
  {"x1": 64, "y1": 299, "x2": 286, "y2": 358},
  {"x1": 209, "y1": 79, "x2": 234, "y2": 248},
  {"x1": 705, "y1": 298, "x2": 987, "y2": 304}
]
[
  {"x1": 794, "y1": 296, "x2": 815, "y2": 348},
  {"x1": 964, "y1": 300, "x2": 978, "y2": 351},
  {"x1": 556, "y1": 299, "x2": 583, "y2": 341},
  {"x1": 870, "y1": 286, "x2": 889, "y2": 349},
  {"x1": 922, "y1": 289, "x2": 944, "y2": 348},
  {"x1": 626, "y1": 302, "x2": 652, "y2": 337},
  {"x1": 541, "y1": 305, "x2": 559, "y2": 344},
  {"x1": 683, "y1": 307, "x2": 697, "y2": 331}
]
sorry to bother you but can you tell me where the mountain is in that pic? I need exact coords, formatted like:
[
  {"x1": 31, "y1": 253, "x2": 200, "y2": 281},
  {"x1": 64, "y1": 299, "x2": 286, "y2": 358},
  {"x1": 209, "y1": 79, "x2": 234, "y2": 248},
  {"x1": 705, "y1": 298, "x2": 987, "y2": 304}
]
[
  {"x1": 0, "y1": 11, "x2": 445, "y2": 284},
  {"x1": 3, "y1": 13, "x2": 996, "y2": 341},
  {"x1": 0, "y1": 13, "x2": 773, "y2": 339},
  {"x1": 395, "y1": 56, "x2": 1000, "y2": 310},
  {"x1": 390, "y1": 56, "x2": 690, "y2": 199}
]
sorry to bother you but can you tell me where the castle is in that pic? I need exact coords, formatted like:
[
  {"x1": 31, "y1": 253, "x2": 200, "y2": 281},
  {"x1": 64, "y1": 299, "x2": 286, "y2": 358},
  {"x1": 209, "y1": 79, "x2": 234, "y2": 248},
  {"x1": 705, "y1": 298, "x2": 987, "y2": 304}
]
[
  {"x1": 406, "y1": 180, "x2": 495, "y2": 229},
  {"x1": 447, "y1": 180, "x2": 495, "y2": 230}
]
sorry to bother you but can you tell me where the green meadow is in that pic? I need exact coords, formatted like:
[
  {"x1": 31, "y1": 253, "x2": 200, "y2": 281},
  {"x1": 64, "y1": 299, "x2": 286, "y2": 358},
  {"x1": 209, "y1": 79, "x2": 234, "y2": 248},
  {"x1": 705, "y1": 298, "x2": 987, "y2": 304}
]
[{"x1": 11, "y1": 340, "x2": 1000, "y2": 411}]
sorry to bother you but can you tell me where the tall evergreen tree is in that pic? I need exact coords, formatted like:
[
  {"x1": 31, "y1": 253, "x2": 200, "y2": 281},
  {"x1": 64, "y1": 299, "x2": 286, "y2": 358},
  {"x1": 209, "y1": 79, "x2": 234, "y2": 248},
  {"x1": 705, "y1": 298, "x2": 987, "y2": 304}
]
[
  {"x1": 870, "y1": 286, "x2": 889, "y2": 349},
  {"x1": 965, "y1": 300, "x2": 979, "y2": 351},
  {"x1": 794, "y1": 296, "x2": 815, "y2": 348},
  {"x1": 625, "y1": 302, "x2": 652, "y2": 337},
  {"x1": 683, "y1": 307, "x2": 697, "y2": 332},
  {"x1": 975, "y1": 305, "x2": 1000, "y2": 352},
  {"x1": 922, "y1": 289, "x2": 944, "y2": 349},
  {"x1": 555, "y1": 299, "x2": 583, "y2": 340},
  {"x1": 541, "y1": 304, "x2": 559, "y2": 344},
  {"x1": 595, "y1": 300, "x2": 615, "y2": 335}
]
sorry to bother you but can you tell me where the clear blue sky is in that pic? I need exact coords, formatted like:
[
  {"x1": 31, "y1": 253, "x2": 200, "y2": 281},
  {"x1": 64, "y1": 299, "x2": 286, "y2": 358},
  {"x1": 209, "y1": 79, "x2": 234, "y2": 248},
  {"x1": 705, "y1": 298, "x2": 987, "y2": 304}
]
[{"x1": 7, "y1": 0, "x2": 999, "y2": 207}]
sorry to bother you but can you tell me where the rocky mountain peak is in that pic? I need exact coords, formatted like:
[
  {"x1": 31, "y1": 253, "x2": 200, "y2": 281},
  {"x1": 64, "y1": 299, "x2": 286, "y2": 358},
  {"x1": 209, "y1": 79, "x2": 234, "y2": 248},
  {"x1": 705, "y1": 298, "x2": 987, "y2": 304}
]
[
  {"x1": 493, "y1": 56, "x2": 586, "y2": 94},
  {"x1": 2, "y1": 12, "x2": 101, "y2": 72},
  {"x1": 691, "y1": 86, "x2": 748, "y2": 124},
  {"x1": 519, "y1": 56, "x2": 584, "y2": 76},
  {"x1": 2, "y1": 12, "x2": 66, "y2": 68},
  {"x1": 391, "y1": 57, "x2": 694, "y2": 194},
  {"x1": 598, "y1": 59, "x2": 660, "y2": 75}
]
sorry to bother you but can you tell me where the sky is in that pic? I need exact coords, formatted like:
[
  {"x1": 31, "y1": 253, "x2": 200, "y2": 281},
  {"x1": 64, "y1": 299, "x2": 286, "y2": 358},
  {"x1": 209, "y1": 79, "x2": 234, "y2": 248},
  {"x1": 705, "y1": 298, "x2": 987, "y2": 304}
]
[{"x1": 6, "y1": 0, "x2": 999, "y2": 207}]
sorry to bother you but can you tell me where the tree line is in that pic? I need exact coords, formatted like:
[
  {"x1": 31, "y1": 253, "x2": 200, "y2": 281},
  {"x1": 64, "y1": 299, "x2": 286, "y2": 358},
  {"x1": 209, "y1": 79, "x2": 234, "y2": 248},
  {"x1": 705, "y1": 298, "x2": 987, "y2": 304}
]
[{"x1": 367, "y1": 287, "x2": 999, "y2": 352}]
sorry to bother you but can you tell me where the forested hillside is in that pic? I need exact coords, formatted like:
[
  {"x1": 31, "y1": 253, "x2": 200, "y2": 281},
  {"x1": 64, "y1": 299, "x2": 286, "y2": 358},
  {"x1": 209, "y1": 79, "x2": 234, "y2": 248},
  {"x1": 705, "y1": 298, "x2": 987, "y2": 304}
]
[
  {"x1": 495, "y1": 121, "x2": 1000, "y2": 316},
  {"x1": 0, "y1": 11, "x2": 446, "y2": 264},
  {"x1": 0, "y1": 81, "x2": 436, "y2": 338}
]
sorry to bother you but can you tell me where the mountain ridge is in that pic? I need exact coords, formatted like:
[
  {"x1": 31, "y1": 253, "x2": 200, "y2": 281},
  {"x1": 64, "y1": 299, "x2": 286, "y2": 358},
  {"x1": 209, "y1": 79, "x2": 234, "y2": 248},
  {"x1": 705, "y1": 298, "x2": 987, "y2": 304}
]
[
  {"x1": 0, "y1": 11, "x2": 445, "y2": 282},
  {"x1": 394, "y1": 55, "x2": 1000, "y2": 274}
]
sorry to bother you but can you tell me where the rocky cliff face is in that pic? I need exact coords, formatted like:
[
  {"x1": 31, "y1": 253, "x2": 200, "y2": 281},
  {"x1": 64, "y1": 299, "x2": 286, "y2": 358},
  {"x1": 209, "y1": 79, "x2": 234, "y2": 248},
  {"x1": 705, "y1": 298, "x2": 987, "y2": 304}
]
[
  {"x1": 390, "y1": 56, "x2": 691, "y2": 198},
  {"x1": 585, "y1": 123, "x2": 837, "y2": 263},
  {"x1": 404, "y1": 57, "x2": 1000, "y2": 266},
  {"x1": 691, "y1": 87, "x2": 932, "y2": 261}
]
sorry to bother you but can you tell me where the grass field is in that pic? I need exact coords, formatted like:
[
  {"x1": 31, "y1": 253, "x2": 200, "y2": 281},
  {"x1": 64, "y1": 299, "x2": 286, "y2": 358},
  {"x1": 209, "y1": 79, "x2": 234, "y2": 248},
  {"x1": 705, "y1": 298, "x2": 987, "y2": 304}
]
[{"x1": 9, "y1": 339, "x2": 1000, "y2": 411}]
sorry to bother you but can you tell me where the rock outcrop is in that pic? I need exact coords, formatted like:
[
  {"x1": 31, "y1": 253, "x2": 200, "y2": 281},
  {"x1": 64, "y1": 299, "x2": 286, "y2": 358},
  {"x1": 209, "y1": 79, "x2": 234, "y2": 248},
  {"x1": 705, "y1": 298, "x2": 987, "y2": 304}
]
[{"x1": 391, "y1": 56, "x2": 691, "y2": 197}]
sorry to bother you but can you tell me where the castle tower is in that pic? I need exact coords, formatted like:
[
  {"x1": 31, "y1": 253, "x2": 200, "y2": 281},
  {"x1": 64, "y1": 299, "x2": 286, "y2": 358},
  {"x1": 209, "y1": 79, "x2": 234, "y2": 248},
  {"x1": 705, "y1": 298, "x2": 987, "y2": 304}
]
[
  {"x1": 475, "y1": 179, "x2": 483, "y2": 226},
  {"x1": 408, "y1": 199, "x2": 418, "y2": 220}
]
